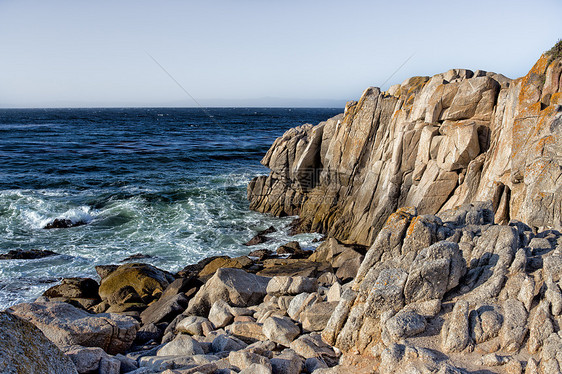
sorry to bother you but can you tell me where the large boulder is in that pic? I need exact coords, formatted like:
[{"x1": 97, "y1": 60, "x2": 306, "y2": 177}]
[
  {"x1": 43, "y1": 278, "x2": 101, "y2": 311},
  {"x1": 185, "y1": 268, "x2": 270, "y2": 316},
  {"x1": 98, "y1": 263, "x2": 174, "y2": 304},
  {"x1": 0, "y1": 311, "x2": 78, "y2": 374},
  {"x1": 7, "y1": 301, "x2": 139, "y2": 354}
]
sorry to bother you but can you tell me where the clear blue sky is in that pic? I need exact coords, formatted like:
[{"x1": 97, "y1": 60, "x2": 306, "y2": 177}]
[{"x1": 0, "y1": 0, "x2": 560, "y2": 108}]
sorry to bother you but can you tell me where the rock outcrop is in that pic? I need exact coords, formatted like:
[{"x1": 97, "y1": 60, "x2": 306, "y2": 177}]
[
  {"x1": 0, "y1": 311, "x2": 78, "y2": 374},
  {"x1": 7, "y1": 301, "x2": 139, "y2": 354},
  {"x1": 320, "y1": 202, "x2": 562, "y2": 372},
  {"x1": 248, "y1": 50, "x2": 562, "y2": 246}
]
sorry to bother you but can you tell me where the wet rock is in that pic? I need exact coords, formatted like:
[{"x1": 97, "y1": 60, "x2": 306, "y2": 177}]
[
  {"x1": 44, "y1": 218, "x2": 87, "y2": 229},
  {"x1": 0, "y1": 311, "x2": 78, "y2": 374},
  {"x1": 7, "y1": 301, "x2": 139, "y2": 354},
  {"x1": 120, "y1": 253, "x2": 154, "y2": 262},
  {"x1": 248, "y1": 249, "x2": 273, "y2": 261},
  {"x1": 43, "y1": 277, "x2": 101, "y2": 311},
  {"x1": 276, "y1": 241, "x2": 310, "y2": 259},
  {"x1": 0, "y1": 249, "x2": 59, "y2": 260},
  {"x1": 245, "y1": 227, "x2": 276, "y2": 246},
  {"x1": 43, "y1": 278, "x2": 98, "y2": 300},
  {"x1": 95, "y1": 265, "x2": 119, "y2": 280}
]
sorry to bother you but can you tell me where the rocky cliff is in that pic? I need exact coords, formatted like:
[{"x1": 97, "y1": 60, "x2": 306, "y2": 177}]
[{"x1": 248, "y1": 48, "x2": 562, "y2": 246}]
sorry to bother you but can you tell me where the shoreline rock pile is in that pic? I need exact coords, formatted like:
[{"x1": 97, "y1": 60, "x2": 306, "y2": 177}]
[{"x1": 4, "y1": 201, "x2": 562, "y2": 373}]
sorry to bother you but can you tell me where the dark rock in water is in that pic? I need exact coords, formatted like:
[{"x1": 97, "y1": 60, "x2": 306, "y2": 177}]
[
  {"x1": 95, "y1": 265, "x2": 119, "y2": 280},
  {"x1": 248, "y1": 249, "x2": 273, "y2": 261},
  {"x1": 244, "y1": 226, "x2": 277, "y2": 246},
  {"x1": 0, "y1": 249, "x2": 59, "y2": 260},
  {"x1": 276, "y1": 241, "x2": 310, "y2": 259},
  {"x1": 43, "y1": 218, "x2": 87, "y2": 229},
  {"x1": 244, "y1": 234, "x2": 269, "y2": 246},
  {"x1": 43, "y1": 277, "x2": 100, "y2": 300},
  {"x1": 259, "y1": 226, "x2": 277, "y2": 235},
  {"x1": 277, "y1": 241, "x2": 301, "y2": 254},
  {"x1": 120, "y1": 253, "x2": 154, "y2": 262},
  {"x1": 312, "y1": 236, "x2": 325, "y2": 243}
]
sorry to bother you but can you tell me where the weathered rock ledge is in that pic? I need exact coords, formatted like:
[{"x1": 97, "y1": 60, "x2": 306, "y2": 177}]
[{"x1": 248, "y1": 49, "x2": 562, "y2": 246}]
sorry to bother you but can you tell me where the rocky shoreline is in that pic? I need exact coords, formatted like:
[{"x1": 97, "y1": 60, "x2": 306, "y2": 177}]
[
  {"x1": 3, "y1": 201, "x2": 562, "y2": 374},
  {"x1": 2, "y1": 44, "x2": 562, "y2": 374}
]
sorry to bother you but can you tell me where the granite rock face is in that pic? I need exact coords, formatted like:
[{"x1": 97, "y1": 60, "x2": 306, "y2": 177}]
[
  {"x1": 0, "y1": 311, "x2": 78, "y2": 374},
  {"x1": 7, "y1": 301, "x2": 139, "y2": 354},
  {"x1": 248, "y1": 53, "x2": 562, "y2": 246}
]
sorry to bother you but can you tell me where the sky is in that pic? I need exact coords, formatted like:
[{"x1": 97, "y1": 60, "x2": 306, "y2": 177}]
[{"x1": 0, "y1": 0, "x2": 560, "y2": 108}]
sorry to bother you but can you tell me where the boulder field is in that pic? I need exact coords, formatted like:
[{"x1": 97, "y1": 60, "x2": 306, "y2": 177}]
[
  {"x1": 6, "y1": 201, "x2": 562, "y2": 373},
  {"x1": 3, "y1": 45, "x2": 562, "y2": 374}
]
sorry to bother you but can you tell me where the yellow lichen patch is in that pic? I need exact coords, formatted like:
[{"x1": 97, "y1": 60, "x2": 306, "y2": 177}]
[
  {"x1": 406, "y1": 216, "x2": 421, "y2": 237},
  {"x1": 550, "y1": 93, "x2": 562, "y2": 105},
  {"x1": 517, "y1": 55, "x2": 550, "y2": 110},
  {"x1": 533, "y1": 105, "x2": 559, "y2": 136},
  {"x1": 536, "y1": 135, "x2": 555, "y2": 155}
]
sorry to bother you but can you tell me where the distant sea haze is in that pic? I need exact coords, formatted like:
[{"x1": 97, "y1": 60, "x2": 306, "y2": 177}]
[{"x1": 0, "y1": 107, "x2": 341, "y2": 308}]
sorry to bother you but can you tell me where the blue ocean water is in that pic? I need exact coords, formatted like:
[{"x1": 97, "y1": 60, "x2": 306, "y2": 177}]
[{"x1": 0, "y1": 107, "x2": 341, "y2": 308}]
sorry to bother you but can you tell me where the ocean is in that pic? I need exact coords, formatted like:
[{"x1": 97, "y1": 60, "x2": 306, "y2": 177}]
[{"x1": 0, "y1": 107, "x2": 341, "y2": 309}]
